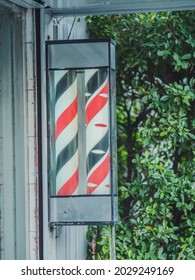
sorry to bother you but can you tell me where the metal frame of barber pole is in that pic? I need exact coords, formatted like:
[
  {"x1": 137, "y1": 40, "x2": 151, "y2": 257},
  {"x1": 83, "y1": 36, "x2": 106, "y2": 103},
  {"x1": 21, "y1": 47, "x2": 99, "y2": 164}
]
[{"x1": 46, "y1": 39, "x2": 118, "y2": 226}]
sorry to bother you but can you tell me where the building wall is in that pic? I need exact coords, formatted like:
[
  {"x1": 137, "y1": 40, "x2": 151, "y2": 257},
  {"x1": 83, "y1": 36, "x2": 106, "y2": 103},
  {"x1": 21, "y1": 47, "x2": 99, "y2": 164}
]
[
  {"x1": 0, "y1": 8, "x2": 18, "y2": 259},
  {"x1": 42, "y1": 13, "x2": 88, "y2": 260},
  {"x1": 0, "y1": 2, "x2": 89, "y2": 260},
  {"x1": 0, "y1": 2, "x2": 87, "y2": 259},
  {"x1": 0, "y1": 5, "x2": 39, "y2": 260},
  {"x1": 0, "y1": 6, "x2": 26, "y2": 259}
]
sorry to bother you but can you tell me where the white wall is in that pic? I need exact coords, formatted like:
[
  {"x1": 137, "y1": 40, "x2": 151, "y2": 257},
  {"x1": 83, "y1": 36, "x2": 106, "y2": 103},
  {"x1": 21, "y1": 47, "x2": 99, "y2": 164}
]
[
  {"x1": 0, "y1": 6, "x2": 39, "y2": 260},
  {"x1": 0, "y1": 8, "x2": 26, "y2": 259},
  {"x1": 42, "y1": 13, "x2": 88, "y2": 260},
  {"x1": 0, "y1": 4, "x2": 89, "y2": 259}
]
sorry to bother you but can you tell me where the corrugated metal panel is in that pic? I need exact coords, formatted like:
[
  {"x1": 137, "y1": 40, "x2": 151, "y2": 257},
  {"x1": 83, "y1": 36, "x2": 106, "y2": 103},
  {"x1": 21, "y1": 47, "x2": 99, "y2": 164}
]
[
  {"x1": 2, "y1": 11, "x2": 27, "y2": 259},
  {"x1": 1, "y1": 12, "x2": 16, "y2": 259},
  {"x1": 52, "y1": 16, "x2": 88, "y2": 40},
  {"x1": 46, "y1": 0, "x2": 195, "y2": 15},
  {"x1": 6, "y1": 0, "x2": 43, "y2": 9},
  {"x1": 5, "y1": 0, "x2": 195, "y2": 14},
  {"x1": 0, "y1": 6, "x2": 39, "y2": 260}
]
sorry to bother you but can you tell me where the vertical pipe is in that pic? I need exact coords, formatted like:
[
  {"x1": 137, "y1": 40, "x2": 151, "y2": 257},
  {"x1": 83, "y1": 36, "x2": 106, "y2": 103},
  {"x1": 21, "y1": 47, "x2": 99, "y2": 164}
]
[
  {"x1": 35, "y1": 8, "x2": 43, "y2": 260},
  {"x1": 110, "y1": 225, "x2": 116, "y2": 260}
]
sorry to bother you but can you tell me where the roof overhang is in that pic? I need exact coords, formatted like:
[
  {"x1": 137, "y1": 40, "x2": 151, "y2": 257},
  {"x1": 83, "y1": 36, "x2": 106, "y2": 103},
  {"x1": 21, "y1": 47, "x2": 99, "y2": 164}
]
[
  {"x1": 4, "y1": 0, "x2": 195, "y2": 15},
  {"x1": 1, "y1": 0, "x2": 43, "y2": 10},
  {"x1": 45, "y1": 0, "x2": 195, "y2": 16}
]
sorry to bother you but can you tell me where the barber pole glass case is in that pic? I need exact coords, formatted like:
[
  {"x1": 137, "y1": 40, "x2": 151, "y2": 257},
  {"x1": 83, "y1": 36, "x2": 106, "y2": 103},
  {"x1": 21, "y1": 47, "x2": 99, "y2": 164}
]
[{"x1": 46, "y1": 39, "x2": 117, "y2": 225}]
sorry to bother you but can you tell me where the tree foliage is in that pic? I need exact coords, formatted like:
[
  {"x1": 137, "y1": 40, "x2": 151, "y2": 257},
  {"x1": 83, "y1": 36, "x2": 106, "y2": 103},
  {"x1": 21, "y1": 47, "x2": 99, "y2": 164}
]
[{"x1": 86, "y1": 11, "x2": 195, "y2": 260}]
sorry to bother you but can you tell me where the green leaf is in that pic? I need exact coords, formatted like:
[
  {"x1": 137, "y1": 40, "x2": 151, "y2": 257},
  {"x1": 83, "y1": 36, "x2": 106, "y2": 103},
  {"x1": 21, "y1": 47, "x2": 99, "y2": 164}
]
[
  {"x1": 87, "y1": 11, "x2": 195, "y2": 261},
  {"x1": 160, "y1": 131, "x2": 167, "y2": 137},
  {"x1": 188, "y1": 133, "x2": 195, "y2": 140},
  {"x1": 170, "y1": 234, "x2": 178, "y2": 240},
  {"x1": 182, "y1": 54, "x2": 192, "y2": 60},
  {"x1": 173, "y1": 53, "x2": 179, "y2": 61},
  {"x1": 160, "y1": 95, "x2": 169, "y2": 101}
]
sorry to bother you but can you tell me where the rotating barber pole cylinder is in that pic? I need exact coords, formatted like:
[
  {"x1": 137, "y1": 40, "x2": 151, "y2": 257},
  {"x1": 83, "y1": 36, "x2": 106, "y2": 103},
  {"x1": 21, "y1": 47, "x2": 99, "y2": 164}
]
[
  {"x1": 85, "y1": 68, "x2": 110, "y2": 195},
  {"x1": 54, "y1": 70, "x2": 79, "y2": 195}
]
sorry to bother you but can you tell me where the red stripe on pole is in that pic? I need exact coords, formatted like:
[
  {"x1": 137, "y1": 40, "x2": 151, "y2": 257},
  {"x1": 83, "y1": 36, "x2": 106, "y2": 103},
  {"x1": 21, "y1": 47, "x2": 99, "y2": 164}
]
[
  {"x1": 95, "y1": 123, "x2": 108, "y2": 127},
  {"x1": 86, "y1": 83, "x2": 108, "y2": 126},
  {"x1": 87, "y1": 154, "x2": 110, "y2": 194},
  {"x1": 55, "y1": 96, "x2": 78, "y2": 140},
  {"x1": 57, "y1": 169, "x2": 79, "y2": 196}
]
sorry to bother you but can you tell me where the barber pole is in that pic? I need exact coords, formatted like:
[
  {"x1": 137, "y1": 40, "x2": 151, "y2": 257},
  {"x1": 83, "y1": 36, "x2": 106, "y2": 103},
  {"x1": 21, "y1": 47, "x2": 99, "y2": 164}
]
[
  {"x1": 47, "y1": 39, "x2": 117, "y2": 225},
  {"x1": 85, "y1": 68, "x2": 110, "y2": 195},
  {"x1": 54, "y1": 70, "x2": 79, "y2": 195}
]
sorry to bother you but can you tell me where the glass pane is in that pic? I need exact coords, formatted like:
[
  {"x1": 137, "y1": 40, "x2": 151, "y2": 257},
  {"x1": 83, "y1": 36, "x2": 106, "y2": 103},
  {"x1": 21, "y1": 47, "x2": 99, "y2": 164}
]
[
  {"x1": 49, "y1": 68, "x2": 111, "y2": 196},
  {"x1": 50, "y1": 196, "x2": 112, "y2": 224},
  {"x1": 48, "y1": 42, "x2": 109, "y2": 69},
  {"x1": 49, "y1": 70, "x2": 79, "y2": 196},
  {"x1": 85, "y1": 68, "x2": 111, "y2": 195},
  {"x1": 111, "y1": 41, "x2": 116, "y2": 70}
]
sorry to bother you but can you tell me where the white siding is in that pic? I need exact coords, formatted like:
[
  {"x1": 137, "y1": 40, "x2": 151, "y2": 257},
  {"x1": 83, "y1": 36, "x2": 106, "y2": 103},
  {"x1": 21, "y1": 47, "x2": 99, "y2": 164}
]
[
  {"x1": 0, "y1": 5, "x2": 89, "y2": 260},
  {"x1": 0, "y1": 12, "x2": 16, "y2": 259},
  {"x1": 0, "y1": 6, "x2": 39, "y2": 260},
  {"x1": 42, "y1": 14, "x2": 88, "y2": 260}
]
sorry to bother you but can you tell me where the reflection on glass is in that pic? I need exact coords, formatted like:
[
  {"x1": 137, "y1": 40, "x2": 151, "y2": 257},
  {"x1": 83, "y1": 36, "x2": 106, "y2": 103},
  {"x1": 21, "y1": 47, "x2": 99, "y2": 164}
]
[
  {"x1": 52, "y1": 70, "x2": 79, "y2": 196},
  {"x1": 50, "y1": 68, "x2": 111, "y2": 196},
  {"x1": 85, "y1": 68, "x2": 110, "y2": 195}
]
